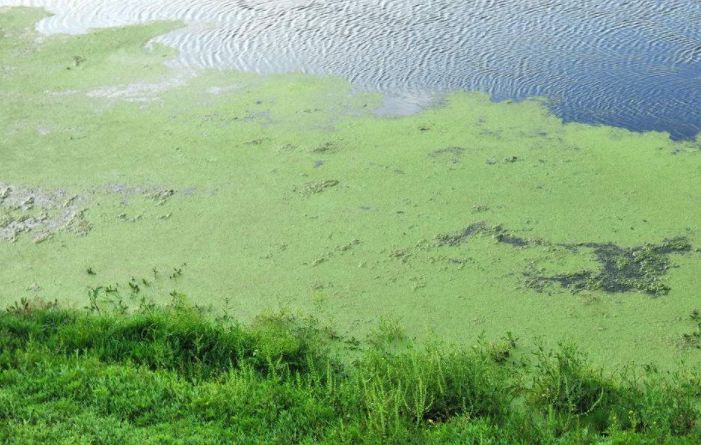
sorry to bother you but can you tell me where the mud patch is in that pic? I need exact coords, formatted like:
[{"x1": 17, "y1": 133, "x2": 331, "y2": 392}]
[
  {"x1": 0, "y1": 182, "x2": 90, "y2": 243},
  {"x1": 86, "y1": 71, "x2": 194, "y2": 103}
]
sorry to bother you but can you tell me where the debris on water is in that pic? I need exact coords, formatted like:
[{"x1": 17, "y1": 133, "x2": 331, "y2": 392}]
[{"x1": 297, "y1": 179, "x2": 339, "y2": 196}]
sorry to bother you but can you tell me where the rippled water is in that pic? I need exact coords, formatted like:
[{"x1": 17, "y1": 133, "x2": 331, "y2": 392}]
[{"x1": 2, "y1": 0, "x2": 700, "y2": 138}]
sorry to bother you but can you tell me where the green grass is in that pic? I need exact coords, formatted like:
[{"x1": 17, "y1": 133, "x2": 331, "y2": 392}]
[{"x1": 1, "y1": 299, "x2": 699, "y2": 444}]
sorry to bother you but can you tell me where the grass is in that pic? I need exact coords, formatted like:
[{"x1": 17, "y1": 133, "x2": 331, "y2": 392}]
[{"x1": 0, "y1": 298, "x2": 699, "y2": 444}]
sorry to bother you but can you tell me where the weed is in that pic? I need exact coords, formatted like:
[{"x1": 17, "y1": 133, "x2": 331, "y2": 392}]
[{"x1": 0, "y1": 300, "x2": 698, "y2": 444}]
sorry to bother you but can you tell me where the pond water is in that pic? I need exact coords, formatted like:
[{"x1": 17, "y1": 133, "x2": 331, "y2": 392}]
[
  {"x1": 2, "y1": 0, "x2": 700, "y2": 138},
  {"x1": 2, "y1": 5, "x2": 701, "y2": 369}
]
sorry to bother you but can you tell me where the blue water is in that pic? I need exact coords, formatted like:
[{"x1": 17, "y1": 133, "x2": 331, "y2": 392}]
[{"x1": 4, "y1": 0, "x2": 701, "y2": 139}]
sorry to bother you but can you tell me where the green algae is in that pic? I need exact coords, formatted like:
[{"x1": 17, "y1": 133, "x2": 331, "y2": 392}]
[{"x1": 1, "y1": 7, "x2": 701, "y2": 369}]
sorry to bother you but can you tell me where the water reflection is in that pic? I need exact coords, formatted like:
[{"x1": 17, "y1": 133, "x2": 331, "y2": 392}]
[{"x1": 2, "y1": 0, "x2": 699, "y2": 138}]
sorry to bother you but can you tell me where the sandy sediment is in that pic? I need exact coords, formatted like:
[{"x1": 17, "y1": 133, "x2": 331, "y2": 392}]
[{"x1": 0, "y1": 182, "x2": 89, "y2": 243}]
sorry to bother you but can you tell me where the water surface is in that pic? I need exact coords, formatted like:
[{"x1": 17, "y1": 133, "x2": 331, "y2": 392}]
[{"x1": 2, "y1": 0, "x2": 700, "y2": 138}]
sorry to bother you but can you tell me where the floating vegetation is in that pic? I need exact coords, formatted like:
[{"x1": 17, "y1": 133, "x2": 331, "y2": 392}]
[
  {"x1": 526, "y1": 238, "x2": 693, "y2": 296},
  {"x1": 435, "y1": 223, "x2": 692, "y2": 296},
  {"x1": 435, "y1": 223, "x2": 532, "y2": 248},
  {"x1": 435, "y1": 223, "x2": 488, "y2": 247},
  {"x1": 169, "y1": 264, "x2": 185, "y2": 279},
  {"x1": 429, "y1": 146, "x2": 465, "y2": 164},
  {"x1": 492, "y1": 226, "x2": 531, "y2": 247},
  {"x1": 297, "y1": 179, "x2": 339, "y2": 196},
  {"x1": 681, "y1": 310, "x2": 701, "y2": 349},
  {"x1": 148, "y1": 188, "x2": 175, "y2": 206},
  {"x1": 311, "y1": 141, "x2": 340, "y2": 153}
]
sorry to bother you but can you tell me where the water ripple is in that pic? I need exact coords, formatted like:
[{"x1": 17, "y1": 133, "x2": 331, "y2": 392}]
[{"x1": 1, "y1": 0, "x2": 699, "y2": 138}]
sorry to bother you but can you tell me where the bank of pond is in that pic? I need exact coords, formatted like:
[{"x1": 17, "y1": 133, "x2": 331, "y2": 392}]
[{"x1": 0, "y1": 297, "x2": 699, "y2": 444}]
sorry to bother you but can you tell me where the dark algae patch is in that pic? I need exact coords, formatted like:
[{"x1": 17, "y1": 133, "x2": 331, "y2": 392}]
[
  {"x1": 297, "y1": 179, "x2": 340, "y2": 196},
  {"x1": 435, "y1": 223, "x2": 692, "y2": 296},
  {"x1": 429, "y1": 146, "x2": 465, "y2": 164},
  {"x1": 527, "y1": 237, "x2": 693, "y2": 296},
  {"x1": 681, "y1": 310, "x2": 701, "y2": 350},
  {"x1": 435, "y1": 222, "x2": 488, "y2": 246},
  {"x1": 435, "y1": 223, "x2": 533, "y2": 248}
]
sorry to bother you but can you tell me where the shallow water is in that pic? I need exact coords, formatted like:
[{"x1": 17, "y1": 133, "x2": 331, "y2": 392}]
[{"x1": 1, "y1": 0, "x2": 700, "y2": 138}]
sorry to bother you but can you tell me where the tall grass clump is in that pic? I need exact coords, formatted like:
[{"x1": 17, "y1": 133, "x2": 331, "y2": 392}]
[{"x1": 0, "y1": 297, "x2": 699, "y2": 444}]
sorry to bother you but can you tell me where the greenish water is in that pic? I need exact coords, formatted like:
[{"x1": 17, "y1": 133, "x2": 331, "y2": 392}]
[{"x1": 2, "y1": 8, "x2": 700, "y2": 368}]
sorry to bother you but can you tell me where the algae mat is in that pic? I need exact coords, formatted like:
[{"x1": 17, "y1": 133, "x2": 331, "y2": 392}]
[{"x1": 2, "y1": 8, "x2": 701, "y2": 367}]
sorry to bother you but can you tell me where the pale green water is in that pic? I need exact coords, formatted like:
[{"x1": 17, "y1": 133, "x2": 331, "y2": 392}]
[{"x1": 2, "y1": 8, "x2": 701, "y2": 368}]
